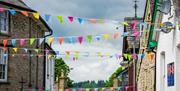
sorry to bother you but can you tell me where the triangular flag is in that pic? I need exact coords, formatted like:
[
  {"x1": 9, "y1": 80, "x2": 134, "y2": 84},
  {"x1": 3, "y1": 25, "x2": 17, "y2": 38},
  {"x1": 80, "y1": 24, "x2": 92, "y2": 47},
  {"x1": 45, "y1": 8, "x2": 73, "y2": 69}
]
[
  {"x1": 66, "y1": 51, "x2": 70, "y2": 55},
  {"x1": 122, "y1": 21, "x2": 129, "y2": 26},
  {"x1": 97, "y1": 52, "x2": 101, "y2": 57},
  {"x1": 11, "y1": 39, "x2": 16, "y2": 47},
  {"x1": 96, "y1": 35, "x2": 101, "y2": 41},
  {"x1": 131, "y1": 22, "x2": 137, "y2": 30},
  {"x1": 34, "y1": 49, "x2": 39, "y2": 53},
  {"x1": 30, "y1": 38, "x2": 35, "y2": 45},
  {"x1": 133, "y1": 31, "x2": 140, "y2": 37},
  {"x1": 44, "y1": 14, "x2": 51, "y2": 22},
  {"x1": 39, "y1": 38, "x2": 44, "y2": 46},
  {"x1": 87, "y1": 35, "x2": 92, "y2": 43},
  {"x1": 124, "y1": 54, "x2": 128, "y2": 59},
  {"x1": 48, "y1": 55, "x2": 52, "y2": 60},
  {"x1": 68, "y1": 37, "x2": 73, "y2": 43},
  {"x1": 150, "y1": 53, "x2": 154, "y2": 61},
  {"x1": 0, "y1": 8, "x2": 5, "y2": 12},
  {"x1": 33, "y1": 13, "x2": 40, "y2": 19},
  {"x1": 122, "y1": 32, "x2": 129, "y2": 37},
  {"x1": 132, "y1": 53, "x2": 137, "y2": 59},
  {"x1": 98, "y1": 19, "x2": 105, "y2": 23},
  {"x1": 24, "y1": 48, "x2": 28, "y2": 53},
  {"x1": 59, "y1": 37, "x2": 63, "y2": 45},
  {"x1": 9, "y1": 10, "x2": 16, "y2": 15},
  {"x1": 3, "y1": 39, "x2": 7, "y2": 47},
  {"x1": 57, "y1": 16, "x2": 64, "y2": 24},
  {"x1": 38, "y1": 54, "x2": 43, "y2": 58},
  {"x1": 77, "y1": 18, "x2": 84, "y2": 24},
  {"x1": 103, "y1": 34, "x2": 109, "y2": 40},
  {"x1": 141, "y1": 54, "x2": 145, "y2": 60},
  {"x1": 48, "y1": 37, "x2": 53, "y2": 45},
  {"x1": 78, "y1": 36, "x2": 83, "y2": 44},
  {"x1": 127, "y1": 54, "x2": 132, "y2": 61},
  {"x1": 113, "y1": 32, "x2": 119, "y2": 39},
  {"x1": 20, "y1": 39, "x2": 25, "y2": 47},
  {"x1": 12, "y1": 48, "x2": 17, "y2": 53},
  {"x1": 118, "y1": 54, "x2": 122, "y2": 59},
  {"x1": 21, "y1": 11, "x2": 29, "y2": 17},
  {"x1": 75, "y1": 51, "x2": 79, "y2": 58},
  {"x1": 90, "y1": 19, "x2": 96, "y2": 24},
  {"x1": 68, "y1": 16, "x2": 74, "y2": 22}
]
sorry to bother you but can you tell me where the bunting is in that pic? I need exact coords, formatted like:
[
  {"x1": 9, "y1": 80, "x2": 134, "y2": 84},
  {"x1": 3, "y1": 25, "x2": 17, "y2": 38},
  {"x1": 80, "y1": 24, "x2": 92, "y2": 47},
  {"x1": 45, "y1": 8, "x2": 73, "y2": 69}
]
[
  {"x1": 33, "y1": 13, "x2": 40, "y2": 19},
  {"x1": 57, "y1": 16, "x2": 64, "y2": 24}
]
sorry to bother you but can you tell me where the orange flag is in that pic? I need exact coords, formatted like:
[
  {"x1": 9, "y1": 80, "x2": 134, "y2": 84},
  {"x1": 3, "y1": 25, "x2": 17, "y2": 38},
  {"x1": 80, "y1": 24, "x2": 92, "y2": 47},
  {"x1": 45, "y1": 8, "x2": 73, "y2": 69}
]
[
  {"x1": 3, "y1": 39, "x2": 7, "y2": 47},
  {"x1": 90, "y1": 19, "x2": 96, "y2": 24},
  {"x1": 59, "y1": 37, "x2": 63, "y2": 45},
  {"x1": 21, "y1": 11, "x2": 29, "y2": 17}
]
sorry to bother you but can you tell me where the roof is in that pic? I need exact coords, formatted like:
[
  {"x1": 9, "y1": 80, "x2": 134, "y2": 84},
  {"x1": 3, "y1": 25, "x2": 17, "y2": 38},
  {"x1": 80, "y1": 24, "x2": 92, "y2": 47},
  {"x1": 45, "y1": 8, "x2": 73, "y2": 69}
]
[{"x1": 0, "y1": 0, "x2": 53, "y2": 33}]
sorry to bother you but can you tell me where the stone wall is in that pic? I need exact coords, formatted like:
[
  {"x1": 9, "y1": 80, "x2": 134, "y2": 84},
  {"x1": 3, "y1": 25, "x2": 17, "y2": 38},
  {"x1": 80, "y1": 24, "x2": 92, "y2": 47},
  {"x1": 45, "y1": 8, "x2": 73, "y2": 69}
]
[
  {"x1": 0, "y1": 11, "x2": 47, "y2": 91},
  {"x1": 137, "y1": 53, "x2": 155, "y2": 91}
]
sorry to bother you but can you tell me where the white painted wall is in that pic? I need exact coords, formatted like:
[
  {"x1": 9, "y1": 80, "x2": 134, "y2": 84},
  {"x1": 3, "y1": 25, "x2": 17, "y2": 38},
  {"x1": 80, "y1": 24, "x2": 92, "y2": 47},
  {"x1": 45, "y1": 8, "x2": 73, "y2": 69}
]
[
  {"x1": 46, "y1": 53, "x2": 55, "y2": 91},
  {"x1": 156, "y1": 1, "x2": 180, "y2": 91}
]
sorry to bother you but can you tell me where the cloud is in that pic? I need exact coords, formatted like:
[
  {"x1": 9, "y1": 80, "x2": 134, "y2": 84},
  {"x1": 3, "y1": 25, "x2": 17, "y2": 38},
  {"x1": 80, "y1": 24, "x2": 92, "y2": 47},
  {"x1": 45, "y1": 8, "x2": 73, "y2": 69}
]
[{"x1": 24, "y1": 0, "x2": 145, "y2": 82}]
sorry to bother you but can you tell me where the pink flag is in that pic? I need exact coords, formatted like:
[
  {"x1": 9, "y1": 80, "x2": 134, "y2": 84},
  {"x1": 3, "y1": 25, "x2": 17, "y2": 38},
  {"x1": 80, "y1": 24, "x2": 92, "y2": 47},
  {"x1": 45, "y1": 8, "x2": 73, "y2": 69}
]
[
  {"x1": 20, "y1": 39, "x2": 25, "y2": 47},
  {"x1": 113, "y1": 32, "x2": 119, "y2": 39},
  {"x1": 131, "y1": 22, "x2": 137, "y2": 30},
  {"x1": 78, "y1": 36, "x2": 83, "y2": 44},
  {"x1": 68, "y1": 16, "x2": 74, "y2": 22},
  {"x1": 0, "y1": 8, "x2": 5, "y2": 12},
  {"x1": 133, "y1": 31, "x2": 139, "y2": 38},
  {"x1": 132, "y1": 53, "x2": 137, "y2": 59}
]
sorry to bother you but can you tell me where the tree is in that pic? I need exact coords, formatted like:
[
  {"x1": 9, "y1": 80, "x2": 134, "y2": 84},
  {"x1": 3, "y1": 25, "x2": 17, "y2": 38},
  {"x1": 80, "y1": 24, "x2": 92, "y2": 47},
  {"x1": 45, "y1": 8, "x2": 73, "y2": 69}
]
[
  {"x1": 55, "y1": 58, "x2": 70, "y2": 81},
  {"x1": 54, "y1": 58, "x2": 74, "y2": 88},
  {"x1": 105, "y1": 67, "x2": 123, "y2": 87}
]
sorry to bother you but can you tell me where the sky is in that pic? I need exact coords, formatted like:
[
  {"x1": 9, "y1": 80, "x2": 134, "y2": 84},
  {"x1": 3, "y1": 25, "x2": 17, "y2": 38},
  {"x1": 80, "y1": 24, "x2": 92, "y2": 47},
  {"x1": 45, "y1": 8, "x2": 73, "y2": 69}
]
[{"x1": 24, "y1": 0, "x2": 146, "y2": 82}]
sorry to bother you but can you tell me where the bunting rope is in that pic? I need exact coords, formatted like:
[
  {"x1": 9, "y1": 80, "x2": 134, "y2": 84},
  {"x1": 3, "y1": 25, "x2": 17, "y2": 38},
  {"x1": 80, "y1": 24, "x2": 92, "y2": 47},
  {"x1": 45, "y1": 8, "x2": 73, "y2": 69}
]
[{"x1": 0, "y1": 7, "x2": 178, "y2": 26}]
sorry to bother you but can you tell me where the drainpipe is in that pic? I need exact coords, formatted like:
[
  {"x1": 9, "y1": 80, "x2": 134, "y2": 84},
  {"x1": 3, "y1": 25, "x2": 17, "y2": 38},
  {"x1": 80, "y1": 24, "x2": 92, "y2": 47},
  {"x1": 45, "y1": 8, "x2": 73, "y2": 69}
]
[{"x1": 43, "y1": 30, "x2": 53, "y2": 90}]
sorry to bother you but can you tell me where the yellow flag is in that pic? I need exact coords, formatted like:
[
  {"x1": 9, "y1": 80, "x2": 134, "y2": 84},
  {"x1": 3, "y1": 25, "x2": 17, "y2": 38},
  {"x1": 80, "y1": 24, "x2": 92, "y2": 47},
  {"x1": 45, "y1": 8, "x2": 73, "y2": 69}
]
[
  {"x1": 123, "y1": 54, "x2": 128, "y2": 59},
  {"x1": 59, "y1": 89, "x2": 63, "y2": 91},
  {"x1": 48, "y1": 54, "x2": 52, "y2": 60},
  {"x1": 122, "y1": 21, "x2": 129, "y2": 26},
  {"x1": 48, "y1": 37, "x2": 53, "y2": 45},
  {"x1": 127, "y1": 54, "x2": 132, "y2": 61},
  {"x1": 33, "y1": 12, "x2": 40, "y2": 19},
  {"x1": 103, "y1": 34, "x2": 109, "y2": 40},
  {"x1": 13, "y1": 48, "x2": 17, "y2": 53}
]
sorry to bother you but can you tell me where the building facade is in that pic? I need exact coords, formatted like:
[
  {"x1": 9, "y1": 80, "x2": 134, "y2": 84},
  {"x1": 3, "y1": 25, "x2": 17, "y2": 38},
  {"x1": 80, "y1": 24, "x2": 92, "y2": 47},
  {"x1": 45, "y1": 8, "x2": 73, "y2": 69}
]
[
  {"x1": 156, "y1": 0, "x2": 180, "y2": 91},
  {"x1": 0, "y1": 0, "x2": 54, "y2": 91}
]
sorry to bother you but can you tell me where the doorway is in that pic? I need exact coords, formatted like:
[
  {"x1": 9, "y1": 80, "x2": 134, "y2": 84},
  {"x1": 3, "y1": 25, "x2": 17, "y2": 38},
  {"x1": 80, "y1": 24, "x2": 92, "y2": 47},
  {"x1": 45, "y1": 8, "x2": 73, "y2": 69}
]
[{"x1": 160, "y1": 52, "x2": 166, "y2": 91}]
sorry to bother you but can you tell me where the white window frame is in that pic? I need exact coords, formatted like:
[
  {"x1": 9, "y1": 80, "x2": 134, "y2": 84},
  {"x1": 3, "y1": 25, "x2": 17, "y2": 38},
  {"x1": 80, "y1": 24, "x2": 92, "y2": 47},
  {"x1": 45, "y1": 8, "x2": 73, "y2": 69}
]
[
  {"x1": 0, "y1": 48, "x2": 8, "y2": 82},
  {"x1": 0, "y1": 11, "x2": 9, "y2": 34}
]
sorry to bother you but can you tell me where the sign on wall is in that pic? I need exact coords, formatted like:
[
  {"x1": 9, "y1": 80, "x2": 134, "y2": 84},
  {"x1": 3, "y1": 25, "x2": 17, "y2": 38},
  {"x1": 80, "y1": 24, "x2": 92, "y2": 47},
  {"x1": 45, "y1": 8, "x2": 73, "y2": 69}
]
[{"x1": 167, "y1": 62, "x2": 174, "y2": 87}]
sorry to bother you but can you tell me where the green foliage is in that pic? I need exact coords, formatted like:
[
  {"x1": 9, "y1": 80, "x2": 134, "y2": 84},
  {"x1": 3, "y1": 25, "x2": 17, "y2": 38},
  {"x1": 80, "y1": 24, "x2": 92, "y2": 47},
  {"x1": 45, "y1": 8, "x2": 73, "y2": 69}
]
[
  {"x1": 105, "y1": 67, "x2": 123, "y2": 87},
  {"x1": 73, "y1": 80, "x2": 107, "y2": 88},
  {"x1": 55, "y1": 58, "x2": 70, "y2": 81}
]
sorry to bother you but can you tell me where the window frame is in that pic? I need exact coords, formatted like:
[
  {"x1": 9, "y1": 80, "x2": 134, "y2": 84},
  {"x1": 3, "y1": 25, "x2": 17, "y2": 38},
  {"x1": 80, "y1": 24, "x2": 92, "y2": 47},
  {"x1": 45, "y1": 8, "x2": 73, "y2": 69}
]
[
  {"x1": 0, "y1": 48, "x2": 8, "y2": 82},
  {"x1": 0, "y1": 11, "x2": 9, "y2": 34}
]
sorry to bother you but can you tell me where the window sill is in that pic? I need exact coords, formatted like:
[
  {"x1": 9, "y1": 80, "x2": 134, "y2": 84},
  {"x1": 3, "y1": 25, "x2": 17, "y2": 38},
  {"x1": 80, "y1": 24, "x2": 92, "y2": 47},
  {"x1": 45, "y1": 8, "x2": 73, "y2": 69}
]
[
  {"x1": 0, "y1": 81, "x2": 10, "y2": 84},
  {"x1": 0, "y1": 32, "x2": 11, "y2": 37}
]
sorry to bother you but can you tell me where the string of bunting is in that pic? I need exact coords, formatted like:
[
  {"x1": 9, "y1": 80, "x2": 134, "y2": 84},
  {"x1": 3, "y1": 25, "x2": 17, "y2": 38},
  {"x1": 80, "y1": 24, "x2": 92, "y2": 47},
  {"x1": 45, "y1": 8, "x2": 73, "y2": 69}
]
[
  {"x1": 23, "y1": 85, "x2": 136, "y2": 91},
  {"x1": 0, "y1": 47, "x2": 154, "y2": 61},
  {"x1": 0, "y1": 7, "x2": 178, "y2": 26}
]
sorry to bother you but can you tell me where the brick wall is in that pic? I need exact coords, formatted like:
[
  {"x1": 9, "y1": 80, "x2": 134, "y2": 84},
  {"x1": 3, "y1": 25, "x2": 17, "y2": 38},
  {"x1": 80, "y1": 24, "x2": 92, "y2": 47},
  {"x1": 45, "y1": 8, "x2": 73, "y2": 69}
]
[{"x1": 0, "y1": 11, "x2": 47, "y2": 91}]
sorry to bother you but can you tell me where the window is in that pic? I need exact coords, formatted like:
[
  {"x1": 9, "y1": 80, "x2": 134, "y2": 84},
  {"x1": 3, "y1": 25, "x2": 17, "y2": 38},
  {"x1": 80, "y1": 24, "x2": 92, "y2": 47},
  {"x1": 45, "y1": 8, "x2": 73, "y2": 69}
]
[
  {"x1": 0, "y1": 48, "x2": 8, "y2": 82},
  {"x1": 0, "y1": 11, "x2": 9, "y2": 34}
]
